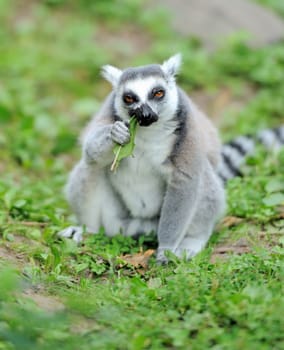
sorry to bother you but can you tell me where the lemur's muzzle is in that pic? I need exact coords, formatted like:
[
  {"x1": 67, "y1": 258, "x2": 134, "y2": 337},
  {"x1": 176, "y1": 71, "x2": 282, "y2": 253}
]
[{"x1": 130, "y1": 104, "x2": 158, "y2": 127}]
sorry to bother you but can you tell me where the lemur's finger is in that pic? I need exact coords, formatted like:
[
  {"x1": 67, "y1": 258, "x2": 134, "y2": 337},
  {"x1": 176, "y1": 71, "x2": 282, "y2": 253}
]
[{"x1": 111, "y1": 121, "x2": 130, "y2": 144}]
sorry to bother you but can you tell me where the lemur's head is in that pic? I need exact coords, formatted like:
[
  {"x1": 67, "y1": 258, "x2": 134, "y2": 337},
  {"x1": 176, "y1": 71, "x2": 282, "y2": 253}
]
[{"x1": 101, "y1": 54, "x2": 182, "y2": 127}]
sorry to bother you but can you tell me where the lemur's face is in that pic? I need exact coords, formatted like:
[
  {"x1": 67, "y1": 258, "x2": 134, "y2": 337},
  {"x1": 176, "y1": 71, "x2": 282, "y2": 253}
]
[
  {"x1": 101, "y1": 54, "x2": 181, "y2": 127},
  {"x1": 115, "y1": 72, "x2": 178, "y2": 127}
]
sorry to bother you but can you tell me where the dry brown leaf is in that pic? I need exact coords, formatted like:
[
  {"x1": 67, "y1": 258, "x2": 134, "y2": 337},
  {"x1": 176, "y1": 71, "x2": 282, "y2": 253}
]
[
  {"x1": 119, "y1": 249, "x2": 155, "y2": 269},
  {"x1": 221, "y1": 216, "x2": 243, "y2": 228}
]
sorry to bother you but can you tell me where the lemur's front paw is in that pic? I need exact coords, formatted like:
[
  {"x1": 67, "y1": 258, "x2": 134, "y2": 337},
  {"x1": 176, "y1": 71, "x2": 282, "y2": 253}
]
[
  {"x1": 111, "y1": 121, "x2": 130, "y2": 145},
  {"x1": 58, "y1": 226, "x2": 84, "y2": 243},
  {"x1": 156, "y1": 248, "x2": 170, "y2": 265}
]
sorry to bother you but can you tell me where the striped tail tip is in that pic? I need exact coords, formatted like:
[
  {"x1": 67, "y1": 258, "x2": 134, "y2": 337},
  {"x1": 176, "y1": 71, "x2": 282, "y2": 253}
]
[{"x1": 218, "y1": 125, "x2": 284, "y2": 184}]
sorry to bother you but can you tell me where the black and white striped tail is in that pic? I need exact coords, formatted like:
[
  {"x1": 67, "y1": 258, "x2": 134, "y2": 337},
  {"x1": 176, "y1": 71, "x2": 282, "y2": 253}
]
[{"x1": 218, "y1": 125, "x2": 284, "y2": 184}]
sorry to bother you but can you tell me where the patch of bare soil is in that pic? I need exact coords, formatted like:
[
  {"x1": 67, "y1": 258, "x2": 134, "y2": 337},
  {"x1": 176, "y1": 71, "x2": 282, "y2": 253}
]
[
  {"x1": 0, "y1": 233, "x2": 43, "y2": 267},
  {"x1": 211, "y1": 216, "x2": 284, "y2": 263},
  {"x1": 0, "y1": 244, "x2": 27, "y2": 268},
  {"x1": 22, "y1": 287, "x2": 65, "y2": 312},
  {"x1": 151, "y1": 0, "x2": 284, "y2": 50},
  {"x1": 1, "y1": 237, "x2": 65, "y2": 313},
  {"x1": 211, "y1": 237, "x2": 251, "y2": 263}
]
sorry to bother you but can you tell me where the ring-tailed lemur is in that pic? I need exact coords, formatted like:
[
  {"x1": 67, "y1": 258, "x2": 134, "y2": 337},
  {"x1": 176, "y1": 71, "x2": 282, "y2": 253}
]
[{"x1": 59, "y1": 54, "x2": 284, "y2": 264}]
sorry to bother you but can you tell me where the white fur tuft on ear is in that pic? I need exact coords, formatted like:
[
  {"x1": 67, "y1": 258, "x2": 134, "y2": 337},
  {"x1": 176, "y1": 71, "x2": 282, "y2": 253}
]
[
  {"x1": 161, "y1": 53, "x2": 182, "y2": 78},
  {"x1": 101, "y1": 65, "x2": 122, "y2": 87}
]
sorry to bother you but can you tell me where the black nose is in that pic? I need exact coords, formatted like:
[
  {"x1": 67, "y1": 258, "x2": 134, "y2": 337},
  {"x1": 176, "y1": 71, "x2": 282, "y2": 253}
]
[{"x1": 130, "y1": 104, "x2": 158, "y2": 127}]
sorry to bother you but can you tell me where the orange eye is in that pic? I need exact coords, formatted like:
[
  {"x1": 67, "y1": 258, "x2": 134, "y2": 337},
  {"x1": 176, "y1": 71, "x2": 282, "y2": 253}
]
[
  {"x1": 123, "y1": 95, "x2": 135, "y2": 104},
  {"x1": 154, "y1": 90, "x2": 164, "y2": 98}
]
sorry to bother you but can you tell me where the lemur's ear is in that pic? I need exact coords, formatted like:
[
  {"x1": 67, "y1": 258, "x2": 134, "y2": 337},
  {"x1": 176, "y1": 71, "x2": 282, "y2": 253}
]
[
  {"x1": 101, "y1": 65, "x2": 122, "y2": 87},
  {"x1": 161, "y1": 53, "x2": 182, "y2": 79}
]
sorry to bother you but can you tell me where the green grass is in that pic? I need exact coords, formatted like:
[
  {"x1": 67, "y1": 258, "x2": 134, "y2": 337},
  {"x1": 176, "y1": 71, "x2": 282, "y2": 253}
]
[{"x1": 0, "y1": 0, "x2": 284, "y2": 349}]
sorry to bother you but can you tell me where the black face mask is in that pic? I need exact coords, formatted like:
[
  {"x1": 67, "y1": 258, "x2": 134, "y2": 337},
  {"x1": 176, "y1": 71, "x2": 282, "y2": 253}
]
[{"x1": 129, "y1": 104, "x2": 158, "y2": 127}]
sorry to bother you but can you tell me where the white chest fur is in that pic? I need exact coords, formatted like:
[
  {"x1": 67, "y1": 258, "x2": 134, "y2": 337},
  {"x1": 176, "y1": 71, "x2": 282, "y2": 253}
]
[{"x1": 109, "y1": 121, "x2": 177, "y2": 218}]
